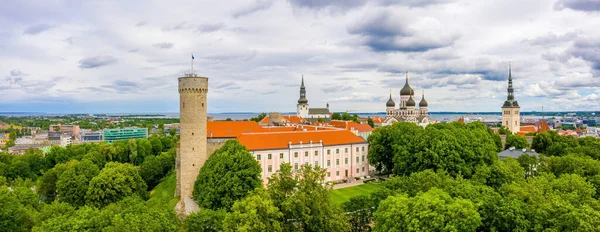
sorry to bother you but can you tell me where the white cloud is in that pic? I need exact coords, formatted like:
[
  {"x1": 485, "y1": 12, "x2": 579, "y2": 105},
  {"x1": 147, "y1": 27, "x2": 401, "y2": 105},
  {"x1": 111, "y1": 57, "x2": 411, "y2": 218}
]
[{"x1": 0, "y1": 0, "x2": 599, "y2": 113}]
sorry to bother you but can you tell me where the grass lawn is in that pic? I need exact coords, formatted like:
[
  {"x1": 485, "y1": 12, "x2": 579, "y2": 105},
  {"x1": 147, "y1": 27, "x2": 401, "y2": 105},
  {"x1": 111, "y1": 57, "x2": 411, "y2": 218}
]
[
  {"x1": 330, "y1": 183, "x2": 384, "y2": 205},
  {"x1": 147, "y1": 172, "x2": 179, "y2": 209}
]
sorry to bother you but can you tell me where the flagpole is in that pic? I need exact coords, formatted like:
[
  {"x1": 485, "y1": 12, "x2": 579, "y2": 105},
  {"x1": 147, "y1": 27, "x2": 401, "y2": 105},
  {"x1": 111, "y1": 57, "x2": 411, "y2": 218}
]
[{"x1": 191, "y1": 53, "x2": 193, "y2": 75}]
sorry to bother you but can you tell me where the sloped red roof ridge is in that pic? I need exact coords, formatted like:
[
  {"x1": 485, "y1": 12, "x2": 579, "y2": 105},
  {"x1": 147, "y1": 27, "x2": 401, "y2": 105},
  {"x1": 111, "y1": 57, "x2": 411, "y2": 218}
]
[
  {"x1": 259, "y1": 115, "x2": 307, "y2": 124},
  {"x1": 207, "y1": 121, "x2": 264, "y2": 138},
  {"x1": 237, "y1": 130, "x2": 367, "y2": 151},
  {"x1": 328, "y1": 120, "x2": 373, "y2": 132}
]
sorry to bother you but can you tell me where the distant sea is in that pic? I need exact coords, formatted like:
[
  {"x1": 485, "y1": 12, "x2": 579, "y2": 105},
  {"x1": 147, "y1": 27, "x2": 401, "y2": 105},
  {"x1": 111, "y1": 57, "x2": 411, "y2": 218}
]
[{"x1": 0, "y1": 111, "x2": 565, "y2": 123}]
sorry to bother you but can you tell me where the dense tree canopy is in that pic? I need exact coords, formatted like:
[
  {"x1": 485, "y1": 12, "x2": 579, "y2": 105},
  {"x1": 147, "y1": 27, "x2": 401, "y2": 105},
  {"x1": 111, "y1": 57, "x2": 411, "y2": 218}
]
[
  {"x1": 223, "y1": 189, "x2": 283, "y2": 232},
  {"x1": 374, "y1": 188, "x2": 481, "y2": 231},
  {"x1": 55, "y1": 159, "x2": 100, "y2": 207},
  {"x1": 193, "y1": 140, "x2": 262, "y2": 210},
  {"x1": 85, "y1": 162, "x2": 148, "y2": 208},
  {"x1": 267, "y1": 163, "x2": 350, "y2": 231},
  {"x1": 369, "y1": 122, "x2": 497, "y2": 178},
  {"x1": 504, "y1": 134, "x2": 529, "y2": 149}
]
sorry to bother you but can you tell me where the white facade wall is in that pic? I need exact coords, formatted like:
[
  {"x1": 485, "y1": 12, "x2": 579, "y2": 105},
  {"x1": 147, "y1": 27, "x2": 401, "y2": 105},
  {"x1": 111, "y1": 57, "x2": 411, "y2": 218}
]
[{"x1": 250, "y1": 143, "x2": 370, "y2": 184}]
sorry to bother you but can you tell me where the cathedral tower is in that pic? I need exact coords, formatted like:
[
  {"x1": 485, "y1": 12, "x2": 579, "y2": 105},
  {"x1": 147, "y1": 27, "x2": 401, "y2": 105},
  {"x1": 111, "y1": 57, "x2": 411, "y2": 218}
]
[
  {"x1": 176, "y1": 74, "x2": 208, "y2": 215},
  {"x1": 501, "y1": 64, "x2": 520, "y2": 134},
  {"x1": 297, "y1": 75, "x2": 309, "y2": 118}
]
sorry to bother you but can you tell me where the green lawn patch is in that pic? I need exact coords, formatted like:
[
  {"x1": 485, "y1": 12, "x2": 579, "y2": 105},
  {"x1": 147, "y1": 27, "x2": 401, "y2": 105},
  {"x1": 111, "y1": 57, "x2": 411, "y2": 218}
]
[
  {"x1": 147, "y1": 172, "x2": 179, "y2": 209},
  {"x1": 330, "y1": 183, "x2": 384, "y2": 205}
]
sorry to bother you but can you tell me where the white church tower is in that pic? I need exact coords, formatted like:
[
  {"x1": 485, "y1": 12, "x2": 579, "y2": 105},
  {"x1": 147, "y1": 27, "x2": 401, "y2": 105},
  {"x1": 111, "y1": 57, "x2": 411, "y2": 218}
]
[
  {"x1": 297, "y1": 75, "x2": 309, "y2": 118},
  {"x1": 501, "y1": 63, "x2": 520, "y2": 134}
]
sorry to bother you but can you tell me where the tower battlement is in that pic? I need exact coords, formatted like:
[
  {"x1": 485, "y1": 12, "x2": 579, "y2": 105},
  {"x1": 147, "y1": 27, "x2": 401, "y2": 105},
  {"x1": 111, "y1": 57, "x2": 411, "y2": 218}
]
[{"x1": 178, "y1": 76, "x2": 208, "y2": 93}]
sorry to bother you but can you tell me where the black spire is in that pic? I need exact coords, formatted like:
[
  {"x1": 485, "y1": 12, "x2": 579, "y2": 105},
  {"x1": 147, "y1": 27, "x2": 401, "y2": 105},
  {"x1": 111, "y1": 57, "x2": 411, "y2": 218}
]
[
  {"x1": 298, "y1": 75, "x2": 308, "y2": 104},
  {"x1": 502, "y1": 62, "x2": 519, "y2": 108},
  {"x1": 507, "y1": 62, "x2": 514, "y2": 101}
]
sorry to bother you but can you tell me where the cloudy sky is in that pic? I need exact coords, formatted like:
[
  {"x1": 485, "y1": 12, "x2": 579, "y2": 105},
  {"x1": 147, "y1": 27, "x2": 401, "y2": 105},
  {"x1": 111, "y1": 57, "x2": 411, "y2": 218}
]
[{"x1": 1, "y1": 0, "x2": 599, "y2": 113}]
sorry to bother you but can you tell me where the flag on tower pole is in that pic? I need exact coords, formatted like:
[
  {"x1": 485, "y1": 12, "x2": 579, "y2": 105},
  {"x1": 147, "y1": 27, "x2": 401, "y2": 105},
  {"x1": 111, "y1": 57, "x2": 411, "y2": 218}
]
[{"x1": 191, "y1": 53, "x2": 194, "y2": 74}]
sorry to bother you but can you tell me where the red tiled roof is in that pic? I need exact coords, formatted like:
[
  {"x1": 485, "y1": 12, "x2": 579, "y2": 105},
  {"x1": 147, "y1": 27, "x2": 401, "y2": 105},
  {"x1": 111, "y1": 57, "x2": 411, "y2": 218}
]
[
  {"x1": 237, "y1": 130, "x2": 367, "y2": 151},
  {"x1": 371, "y1": 116, "x2": 384, "y2": 124},
  {"x1": 538, "y1": 120, "x2": 550, "y2": 133},
  {"x1": 328, "y1": 120, "x2": 373, "y2": 132},
  {"x1": 350, "y1": 123, "x2": 374, "y2": 133},
  {"x1": 520, "y1": 125, "x2": 537, "y2": 133},
  {"x1": 207, "y1": 121, "x2": 264, "y2": 138},
  {"x1": 328, "y1": 120, "x2": 350, "y2": 129},
  {"x1": 259, "y1": 115, "x2": 307, "y2": 124}
]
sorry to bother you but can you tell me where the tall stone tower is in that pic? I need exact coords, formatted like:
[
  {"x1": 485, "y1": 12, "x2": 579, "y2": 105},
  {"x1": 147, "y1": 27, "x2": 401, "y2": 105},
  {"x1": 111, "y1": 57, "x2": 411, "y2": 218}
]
[
  {"x1": 176, "y1": 74, "x2": 208, "y2": 215},
  {"x1": 297, "y1": 75, "x2": 309, "y2": 118},
  {"x1": 501, "y1": 64, "x2": 520, "y2": 134}
]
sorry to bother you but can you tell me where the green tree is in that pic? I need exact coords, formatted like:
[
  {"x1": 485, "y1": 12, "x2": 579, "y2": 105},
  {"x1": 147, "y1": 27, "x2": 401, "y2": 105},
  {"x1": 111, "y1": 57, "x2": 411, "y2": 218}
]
[
  {"x1": 127, "y1": 139, "x2": 138, "y2": 164},
  {"x1": 82, "y1": 151, "x2": 106, "y2": 170},
  {"x1": 136, "y1": 138, "x2": 152, "y2": 165},
  {"x1": 505, "y1": 134, "x2": 529, "y2": 150},
  {"x1": 139, "y1": 156, "x2": 164, "y2": 190},
  {"x1": 268, "y1": 163, "x2": 350, "y2": 231},
  {"x1": 103, "y1": 197, "x2": 179, "y2": 232},
  {"x1": 223, "y1": 189, "x2": 283, "y2": 232},
  {"x1": 169, "y1": 128, "x2": 177, "y2": 136},
  {"x1": 374, "y1": 188, "x2": 481, "y2": 232},
  {"x1": 367, "y1": 117, "x2": 375, "y2": 128},
  {"x1": 0, "y1": 186, "x2": 34, "y2": 232},
  {"x1": 352, "y1": 114, "x2": 359, "y2": 123},
  {"x1": 498, "y1": 126, "x2": 511, "y2": 135},
  {"x1": 160, "y1": 136, "x2": 175, "y2": 151},
  {"x1": 23, "y1": 148, "x2": 47, "y2": 177},
  {"x1": 250, "y1": 113, "x2": 267, "y2": 122},
  {"x1": 516, "y1": 154, "x2": 539, "y2": 177},
  {"x1": 85, "y1": 162, "x2": 148, "y2": 208},
  {"x1": 7, "y1": 160, "x2": 32, "y2": 180},
  {"x1": 331, "y1": 113, "x2": 342, "y2": 120},
  {"x1": 158, "y1": 123, "x2": 165, "y2": 135},
  {"x1": 184, "y1": 209, "x2": 226, "y2": 232},
  {"x1": 193, "y1": 140, "x2": 262, "y2": 210},
  {"x1": 368, "y1": 122, "x2": 423, "y2": 174},
  {"x1": 56, "y1": 160, "x2": 100, "y2": 207},
  {"x1": 342, "y1": 195, "x2": 375, "y2": 232},
  {"x1": 149, "y1": 136, "x2": 163, "y2": 156}
]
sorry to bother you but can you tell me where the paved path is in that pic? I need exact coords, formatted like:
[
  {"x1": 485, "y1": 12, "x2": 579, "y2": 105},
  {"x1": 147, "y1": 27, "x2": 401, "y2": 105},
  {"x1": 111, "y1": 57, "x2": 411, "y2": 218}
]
[{"x1": 332, "y1": 179, "x2": 367, "y2": 190}]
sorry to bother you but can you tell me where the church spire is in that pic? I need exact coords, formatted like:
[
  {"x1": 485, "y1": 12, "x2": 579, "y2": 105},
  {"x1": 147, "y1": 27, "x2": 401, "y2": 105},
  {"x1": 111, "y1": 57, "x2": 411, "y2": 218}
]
[
  {"x1": 298, "y1": 75, "x2": 308, "y2": 104},
  {"x1": 507, "y1": 62, "x2": 514, "y2": 101}
]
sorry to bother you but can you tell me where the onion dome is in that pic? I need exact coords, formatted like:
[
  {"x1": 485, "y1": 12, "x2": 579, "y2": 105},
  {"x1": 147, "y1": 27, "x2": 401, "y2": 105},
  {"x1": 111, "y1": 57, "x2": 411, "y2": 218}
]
[
  {"x1": 419, "y1": 90, "x2": 428, "y2": 107},
  {"x1": 400, "y1": 71, "x2": 413, "y2": 96},
  {"x1": 386, "y1": 91, "x2": 395, "y2": 107},
  {"x1": 406, "y1": 95, "x2": 416, "y2": 107}
]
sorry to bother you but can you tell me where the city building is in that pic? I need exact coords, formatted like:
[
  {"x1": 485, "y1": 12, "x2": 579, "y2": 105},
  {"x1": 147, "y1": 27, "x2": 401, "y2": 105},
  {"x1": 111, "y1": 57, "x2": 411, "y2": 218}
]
[
  {"x1": 15, "y1": 136, "x2": 33, "y2": 145},
  {"x1": 8, "y1": 144, "x2": 51, "y2": 155},
  {"x1": 383, "y1": 72, "x2": 430, "y2": 126},
  {"x1": 175, "y1": 74, "x2": 209, "y2": 215},
  {"x1": 296, "y1": 76, "x2": 331, "y2": 123},
  {"x1": 0, "y1": 133, "x2": 9, "y2": 146},
  {"x1": 498, "y1": 147, "x2": 538, "y2": 159},
  {"x1": 501, "y1": 64, "x2": 521, "y2": 134},
  {"x1": 80, "y1": 129, "x2": 104, "y2": 143},
  {"x1": 259, "y1": 112, "x2": 307, "y2": 126},
  {"x1": 328, "y1": 120, "x2": 374, "y2": 140},
  {"x1": 237, "y1": 130, "x2": 370, "y2": 184},
  {"x1": 49, "y1": 124, "x2": 81, "y2": 136},
  {"x1": 103, "y1": 128, "x2": 148, "y2": 143}
]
